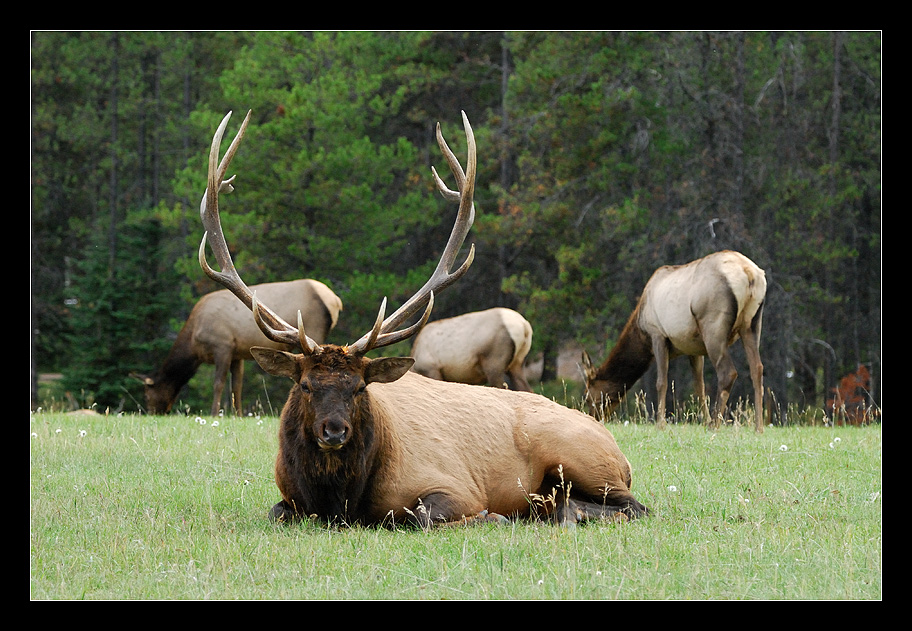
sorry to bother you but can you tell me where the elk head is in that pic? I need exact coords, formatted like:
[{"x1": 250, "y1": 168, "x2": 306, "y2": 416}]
[{"x1": 197, "y1": 110, "x2": 476, "y2": 451}]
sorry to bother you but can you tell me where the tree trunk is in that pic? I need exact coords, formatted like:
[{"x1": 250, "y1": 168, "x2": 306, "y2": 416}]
[{"x1": 107, "y1": 33, "x2": 120, "y2": 280}]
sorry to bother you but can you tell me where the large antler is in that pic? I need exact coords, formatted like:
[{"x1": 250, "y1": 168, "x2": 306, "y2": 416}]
[
  {"x1": 346, "y1": 111, "x2": 476, "y2": 355},
  {"x1": 198, "y1": 110, "x2": 322, "y2": 354},
  {"x1": 198, "y1": 109, "x2": 476, "y2": 358}
]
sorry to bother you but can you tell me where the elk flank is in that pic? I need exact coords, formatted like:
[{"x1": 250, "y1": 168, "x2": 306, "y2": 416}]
[{"x1": 410, "y1": 307, "x2": 534, "y2": 391}]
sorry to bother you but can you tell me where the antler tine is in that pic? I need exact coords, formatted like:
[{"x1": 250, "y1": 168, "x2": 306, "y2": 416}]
[
  {"x1": 348, "y1": 111, "x2": 476, "y2": 355},
  {"x1": 431, "y1": 120, "x2": 469, "y2": 204},
  {"x1": 368, "y1": 291, "x2": 436, "y2": 349},
  {"x1": 198, "y1": 110, "x2": 321, "y2": 353}
]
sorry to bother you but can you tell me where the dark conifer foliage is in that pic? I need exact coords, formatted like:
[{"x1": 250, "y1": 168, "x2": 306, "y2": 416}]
[{"x1": 31, "y1": 31, "x2": 880, "y2": 417}]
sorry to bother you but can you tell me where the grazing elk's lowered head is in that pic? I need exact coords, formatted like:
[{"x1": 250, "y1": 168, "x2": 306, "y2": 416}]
[{"x1": 198, "y1": 110, "x2": 646, "y2": 528}]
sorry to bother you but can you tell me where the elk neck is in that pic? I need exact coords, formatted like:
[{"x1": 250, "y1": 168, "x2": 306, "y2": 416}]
[
  {"x1": 594, "y1": 302, "x2": 655, "y2": 393},
  {"x1": 277, "y1": 345, "x2": 387, "y2": 521}
]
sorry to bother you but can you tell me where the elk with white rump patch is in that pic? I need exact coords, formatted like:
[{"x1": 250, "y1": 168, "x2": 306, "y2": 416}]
[
  {"x1": 410, "y1": 307, "x2": 534, "y2": 391},
  {"x1": 582, "y1": 251, "x2": 766, "y2": 432}
]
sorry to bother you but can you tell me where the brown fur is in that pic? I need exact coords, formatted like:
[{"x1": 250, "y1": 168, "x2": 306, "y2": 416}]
[
  {"x1": 255, "y1": 345, "x2": 647, "y2": 528},
  {"x1": 196, "y1": 109, "x2": 646, "y2": 528},
  {"x1": 410, "y1": 308, "x2": 534, "y2": 391},
  {"x1": 135, "y1": 279, "x2": 342, "y2": 415},
  {"x1": 582, "y1": 250, "x2": 766, "y2": 432}
]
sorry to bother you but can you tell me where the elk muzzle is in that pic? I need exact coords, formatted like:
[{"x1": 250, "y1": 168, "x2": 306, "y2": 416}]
[{"x1": 316, "y1": 416, "x2": 350, "y2": 451}]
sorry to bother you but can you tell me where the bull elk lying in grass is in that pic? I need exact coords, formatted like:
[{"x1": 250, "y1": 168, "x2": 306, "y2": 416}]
[
  {"x1": 410, "y1": 307, "x2": 534, "y2": 391},
  {"x1": 133, "y1": 278, "x2": 342, "y2": 416},
  {"x1": 198, "y1": 109, "x2": 648, "y2": 527},
  {"x1": 582, "y1": 250, "x2": 766, "y2": 432}
]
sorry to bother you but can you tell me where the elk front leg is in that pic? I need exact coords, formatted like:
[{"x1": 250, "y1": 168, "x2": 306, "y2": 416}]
[
  {"x1": 211, "y1": 355, "x2": 231, "y2": 416},
  {"x1": 651, "y1": 336, "x2": 670, "y2": 429},
  {"x1": 551, "y1": 489, "x2": 648, "y2": 527},
  {"x1": 230, "y1": 358, "x2": 244, "y2": 415},
  {"x1": 411, "y1": 492, "x2": 509, "y2": 528},
  {"x1": 269, "y1": 500, "x2": 298, "y2": 523},
  {"x1": 689, "y1": 355, "x2": 712, "y2": 425}
]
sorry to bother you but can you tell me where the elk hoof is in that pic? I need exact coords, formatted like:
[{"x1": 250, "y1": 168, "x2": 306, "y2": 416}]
[
  {"x1": 269, "y1": 501, "x2": 299, "y2": 523},
  {"x1": 476, "y1": 510, "x2": 511, "y2": 525},
  {"x1": 553, "y1": 503, "x2": 583, "y2": 528}
]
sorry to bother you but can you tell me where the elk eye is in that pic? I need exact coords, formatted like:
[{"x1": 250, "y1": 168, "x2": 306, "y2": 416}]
[{"x1": 300, "y1": 382, "x2": 311, "y2": 394}]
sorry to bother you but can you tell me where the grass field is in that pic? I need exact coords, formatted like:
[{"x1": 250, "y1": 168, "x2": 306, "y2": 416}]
[{"x1": 30, "y1": 406, "x2": 882, "y2": 600}]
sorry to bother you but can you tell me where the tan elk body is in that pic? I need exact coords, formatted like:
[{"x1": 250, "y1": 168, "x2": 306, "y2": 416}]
[
  {"x1": 410, "y1": 307, "x2": 533, "y2": 391},
  {"x1": 583, "y1": 251, "x2": 766, "y2": 432},
  {"x1": 198, "y1": 110, "x2": 647, "y2": 527},
  {"x1": 135, "y1": 278, "x2": 342, "y2": 415}
]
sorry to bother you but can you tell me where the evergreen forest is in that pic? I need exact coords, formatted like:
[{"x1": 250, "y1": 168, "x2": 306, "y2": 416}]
[{"x1": 30, "y1": 31, "x2": 881, "y2": 422}]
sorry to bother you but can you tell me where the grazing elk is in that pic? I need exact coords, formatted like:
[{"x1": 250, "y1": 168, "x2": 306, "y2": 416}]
[
  {"x1": 582, "y1": 251, "x2": 766, "y2": 432},
  {"x1": 410, "y1": 307, "x2": 534, "y2": 391},
  {"x1": 199, "y1": 110, "x2": 647, "y2": 527},
  {"x1": 134, "y1": 279, "x2": 342, "y2": 416}
]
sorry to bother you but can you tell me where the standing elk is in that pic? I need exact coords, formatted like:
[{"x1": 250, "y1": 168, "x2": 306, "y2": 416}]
[
  {"x1": 198, "y1": 109, "x2": 647, "y2": 527},
  {"x1": 410, "y1": 307, "x2": 534, "y2": 391},
  {"x1": 134, "y1": 278, "x2": 342, "y2": 416},
  {"x1": 581, "y1": 250, "x2": 766, "y2": 432}
]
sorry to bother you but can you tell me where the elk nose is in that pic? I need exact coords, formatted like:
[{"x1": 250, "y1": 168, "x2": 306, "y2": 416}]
[{"x1": 320, "y1": 421, "x2": 348, "y2": 449}]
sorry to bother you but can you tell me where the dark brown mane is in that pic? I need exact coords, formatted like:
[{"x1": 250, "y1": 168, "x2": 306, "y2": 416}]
[
  {"x1": 152, "y1": 324, "x2": 203, "y2": 398},
  {"x1": 271, "y1": 347, "x2": 382, "y2": 524},
  {"x1": 594, "y1": 300, "x2": 654, "y2": 387}
]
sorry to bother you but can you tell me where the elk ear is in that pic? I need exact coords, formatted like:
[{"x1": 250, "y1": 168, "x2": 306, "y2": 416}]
[
  {"x1": 364, "y1": 356, "x2": 415, "y2": 384},
  {"x1": 250, "y1": 347, "x2": 301, "y2": 381},
  {"x1": 130, "y1": 372, "x2": 155, "y2": 386},
  {"x1": 580, "y1": 351, "x2": 596, "y2": 381}
]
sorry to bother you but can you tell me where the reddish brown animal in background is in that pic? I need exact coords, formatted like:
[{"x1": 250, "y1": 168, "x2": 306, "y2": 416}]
[
  {"x1": 582, "y1": 250, "x2": 766, "y2": 432},
  {"x1": 199, "y1": 109, "x2": 647, "y2": 527},
  {"x1": 134, "y1": 278, "x2": 342, "y2": 416},
  {"x1": 410, "y1": 307, "x2": 534, "y2": 391}
]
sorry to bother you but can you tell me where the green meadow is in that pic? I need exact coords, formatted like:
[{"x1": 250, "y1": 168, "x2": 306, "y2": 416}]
[{"x1": 30, "y1": 409, "x2": 881, "y2": 600}]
